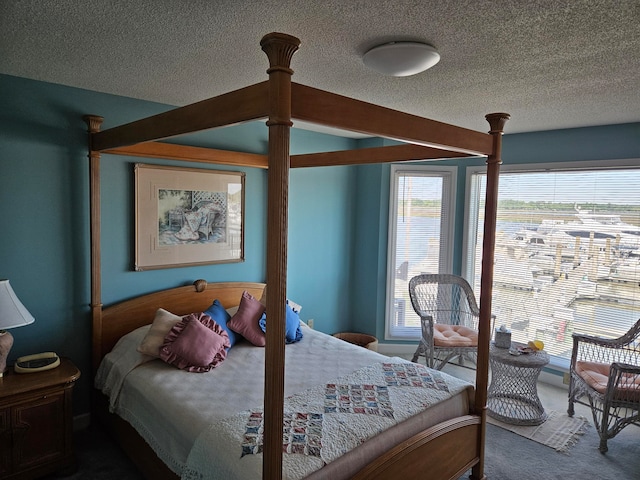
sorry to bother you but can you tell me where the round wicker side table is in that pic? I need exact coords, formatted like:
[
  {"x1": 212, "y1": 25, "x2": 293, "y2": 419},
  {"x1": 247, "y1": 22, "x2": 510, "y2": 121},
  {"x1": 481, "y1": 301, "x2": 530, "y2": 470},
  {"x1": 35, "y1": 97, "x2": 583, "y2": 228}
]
[{"x1": 487, "y1": 341, "x2": 550, "y2": 425}]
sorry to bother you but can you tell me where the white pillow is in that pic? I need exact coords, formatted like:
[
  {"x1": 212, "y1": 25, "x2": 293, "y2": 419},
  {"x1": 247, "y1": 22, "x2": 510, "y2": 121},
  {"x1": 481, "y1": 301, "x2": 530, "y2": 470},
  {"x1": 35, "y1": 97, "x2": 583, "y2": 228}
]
[
  {"x1": 287, "y1": 298, "x2": 302, "y2": 314},
  {"x1": 259, "y1": 285, "x2": 268, "y2": 307},
  {"x1": 137, "y1": 308, "x2": 182, "y2": 358}
]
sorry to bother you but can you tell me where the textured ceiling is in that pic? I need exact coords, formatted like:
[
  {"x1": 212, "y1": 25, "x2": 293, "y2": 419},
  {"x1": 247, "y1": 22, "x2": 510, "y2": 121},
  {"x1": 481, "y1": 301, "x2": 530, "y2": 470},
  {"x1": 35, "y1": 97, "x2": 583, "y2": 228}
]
[{"x1": 1, "y1": 0, "x2": 639, "y2": 134}]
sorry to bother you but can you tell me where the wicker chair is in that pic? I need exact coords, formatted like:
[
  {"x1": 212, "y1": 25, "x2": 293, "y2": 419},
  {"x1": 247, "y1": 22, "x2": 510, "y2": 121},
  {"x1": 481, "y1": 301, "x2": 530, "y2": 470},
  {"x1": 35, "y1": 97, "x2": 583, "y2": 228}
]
[
  {"x1": 567, "y1": 319, "x2": 640, "y2": 452},
  {"x1": 409, "y1": 274, "x2": 482, "y2": 370}
]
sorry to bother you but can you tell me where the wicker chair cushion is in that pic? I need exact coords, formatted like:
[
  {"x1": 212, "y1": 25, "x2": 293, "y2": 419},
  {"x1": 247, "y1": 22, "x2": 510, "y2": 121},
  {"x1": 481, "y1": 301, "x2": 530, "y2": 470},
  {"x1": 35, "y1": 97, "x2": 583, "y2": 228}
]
[
  {"x1": 576, "y1": 361, "x2": 640, "y2": 400},
  {"x1": 433, "y1": 324, "x2": 478, "y2": 347}
]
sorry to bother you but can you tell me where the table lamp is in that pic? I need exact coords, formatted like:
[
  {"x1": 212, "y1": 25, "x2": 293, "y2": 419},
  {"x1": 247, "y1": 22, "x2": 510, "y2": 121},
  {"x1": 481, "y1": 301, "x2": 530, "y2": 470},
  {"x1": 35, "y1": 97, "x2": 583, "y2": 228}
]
[{"x1": 0, "y1": 279, "x2": 35, "y2": 377}]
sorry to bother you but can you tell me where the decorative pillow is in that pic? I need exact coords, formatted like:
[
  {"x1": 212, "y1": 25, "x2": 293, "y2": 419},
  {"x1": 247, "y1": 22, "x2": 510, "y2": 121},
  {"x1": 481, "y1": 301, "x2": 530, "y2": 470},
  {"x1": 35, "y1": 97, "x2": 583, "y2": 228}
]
[
  {"x1": 227, "y1": 291, "x2": 267, "y2": 346},
  {"x1": 259, "y1": 285, "x2": 268, "y2": 307},
  {"x1": 137, "y1": 308, "x2": 183, "y2": 358},
  {"x1": 259, "y1": 285, "x2": 302, "y2": 313},
  {"x1": 258, "y1": 303, "x2": 304, "y2": 344},
  {"x1": 159, "y1": 312, "x2": 229, "y2": 372},
  {"x1": 287, "y1": 298, "x2": 302, "y2": 314},
  {"x1": 204, "y1": 299, "x2": 238, "y2": 348}
]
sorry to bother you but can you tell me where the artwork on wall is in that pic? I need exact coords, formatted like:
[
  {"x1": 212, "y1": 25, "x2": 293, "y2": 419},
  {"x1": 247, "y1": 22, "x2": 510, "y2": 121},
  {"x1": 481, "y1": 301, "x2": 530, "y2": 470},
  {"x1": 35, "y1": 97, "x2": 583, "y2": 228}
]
[{"x1": 134, "y1": 163, "x2": 244, "y2": 270}]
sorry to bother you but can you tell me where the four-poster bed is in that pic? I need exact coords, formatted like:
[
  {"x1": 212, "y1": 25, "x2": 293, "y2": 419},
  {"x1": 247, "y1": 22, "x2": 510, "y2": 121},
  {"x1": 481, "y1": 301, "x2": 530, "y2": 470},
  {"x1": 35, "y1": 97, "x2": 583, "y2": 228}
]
[{"x1": 84, "y1": 32, "x2": 509, "y2": 480}]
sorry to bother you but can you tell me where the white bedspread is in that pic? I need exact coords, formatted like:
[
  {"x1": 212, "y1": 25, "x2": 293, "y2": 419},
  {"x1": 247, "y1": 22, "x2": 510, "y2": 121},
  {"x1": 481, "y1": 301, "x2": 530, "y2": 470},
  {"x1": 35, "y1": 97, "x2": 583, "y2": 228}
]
[
  {"x1": 95, "y1": 324, "x2": 472, "y2": 478},
  {"x1": 181, "y1": 360, "x2": 470, "y2": 480}
]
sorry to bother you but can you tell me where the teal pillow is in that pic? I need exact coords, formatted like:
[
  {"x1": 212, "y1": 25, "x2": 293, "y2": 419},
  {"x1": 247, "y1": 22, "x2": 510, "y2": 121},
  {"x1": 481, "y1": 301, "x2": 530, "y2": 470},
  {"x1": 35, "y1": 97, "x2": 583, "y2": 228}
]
[{"x1": 204, "y1": 299, "x2": 237, "y2": 348}]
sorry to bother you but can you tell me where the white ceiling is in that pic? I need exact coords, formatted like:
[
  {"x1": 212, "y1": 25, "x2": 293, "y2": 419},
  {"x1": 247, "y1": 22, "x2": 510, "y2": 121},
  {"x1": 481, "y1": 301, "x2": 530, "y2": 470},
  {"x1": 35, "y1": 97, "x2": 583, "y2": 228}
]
[{"x1": 1, "y1": 0, "x2": 639, "y2": 135}]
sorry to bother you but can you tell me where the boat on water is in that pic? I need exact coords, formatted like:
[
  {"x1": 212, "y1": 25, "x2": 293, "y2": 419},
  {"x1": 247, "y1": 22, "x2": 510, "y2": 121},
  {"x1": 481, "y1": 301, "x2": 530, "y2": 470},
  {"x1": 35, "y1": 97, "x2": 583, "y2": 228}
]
[
  {"x1": 609, "y1": 258, "x2": 640, "y2": 283},
  {"x1": 499, "y1": 207, "x2": 640, "y2": 256},
  {"x1": 560, "y1": 207, "x2": 640, "y2": 250},
  {"x1": 497, "y1": 225, "x2": 578, "y2": 260},
  {"x1": 495, "y1": 207, "x2": 640, "y2": 288}
]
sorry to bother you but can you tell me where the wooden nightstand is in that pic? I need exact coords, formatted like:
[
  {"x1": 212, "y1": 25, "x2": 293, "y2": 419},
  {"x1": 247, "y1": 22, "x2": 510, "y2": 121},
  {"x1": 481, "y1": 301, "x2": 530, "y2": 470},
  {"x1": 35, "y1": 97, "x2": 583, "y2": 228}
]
[{"x1": 0, "y1": 357, "x2": 80, "y2": 479}]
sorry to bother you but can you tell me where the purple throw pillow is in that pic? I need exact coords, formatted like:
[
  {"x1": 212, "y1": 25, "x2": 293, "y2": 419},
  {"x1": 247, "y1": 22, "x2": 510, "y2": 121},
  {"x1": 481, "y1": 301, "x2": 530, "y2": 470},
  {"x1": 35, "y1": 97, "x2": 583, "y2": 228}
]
[
  {"x1": 227, "y1": 290, "x2": 267, "y2": 346},
  {"x1": 160, "y1": 312, "x2": 230, "y2": 372}
]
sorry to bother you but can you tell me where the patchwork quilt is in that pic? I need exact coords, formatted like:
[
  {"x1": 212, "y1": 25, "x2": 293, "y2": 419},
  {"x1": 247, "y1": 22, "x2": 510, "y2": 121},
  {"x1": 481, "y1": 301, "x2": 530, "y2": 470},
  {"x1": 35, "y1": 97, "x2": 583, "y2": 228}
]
[{"x1": 181, "y1": 360, "x2": 470, "y2": 480}]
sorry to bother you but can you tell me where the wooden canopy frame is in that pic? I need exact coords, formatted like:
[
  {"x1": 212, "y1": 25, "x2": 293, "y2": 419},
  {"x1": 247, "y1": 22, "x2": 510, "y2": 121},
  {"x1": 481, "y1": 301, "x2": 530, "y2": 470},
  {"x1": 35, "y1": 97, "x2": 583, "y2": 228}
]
[{"x1": 84, "y1": 32, "x2": 509, "y2": 480}]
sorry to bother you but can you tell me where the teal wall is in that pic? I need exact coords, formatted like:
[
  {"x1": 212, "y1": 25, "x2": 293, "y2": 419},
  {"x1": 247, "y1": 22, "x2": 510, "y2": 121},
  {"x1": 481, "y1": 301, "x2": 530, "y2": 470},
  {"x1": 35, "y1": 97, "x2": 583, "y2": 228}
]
[
  {"x1": 0, "y1": 74, "x2": 355, "y2": 414},
  {"x1": 2, "y1": 72, "x2": 638, "y2": 415}
]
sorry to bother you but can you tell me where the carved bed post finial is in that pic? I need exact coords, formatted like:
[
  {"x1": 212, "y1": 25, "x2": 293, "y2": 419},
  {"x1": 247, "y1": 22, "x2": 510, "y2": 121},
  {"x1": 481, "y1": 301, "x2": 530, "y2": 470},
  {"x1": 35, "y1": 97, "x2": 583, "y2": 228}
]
[
  {"x1": 83, "y1": 114, "x2": 104, "y2": 134},
  {"x1": 485, "y1": 112, "x2": 510, "y2": 135},
  {"x1": 83, "y1": 115, "x2": 104, "y2": 155},
  {"x1": 260, "y1": 32, "x2": 301, "y2": 75}
]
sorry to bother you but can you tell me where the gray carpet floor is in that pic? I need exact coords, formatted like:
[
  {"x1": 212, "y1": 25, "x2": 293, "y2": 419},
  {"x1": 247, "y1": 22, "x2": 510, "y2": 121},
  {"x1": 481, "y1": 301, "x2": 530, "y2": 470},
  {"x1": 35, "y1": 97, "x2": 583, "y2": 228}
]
[
  {"x1": 471, "y1": 422, "x2": 639, "y2": 480},
  {"x1": 43, "y1": 425, "x2": 143, "y2": 480},
  {"x1": 42, "y1": 419, "x2": 639, "y2": 480}
]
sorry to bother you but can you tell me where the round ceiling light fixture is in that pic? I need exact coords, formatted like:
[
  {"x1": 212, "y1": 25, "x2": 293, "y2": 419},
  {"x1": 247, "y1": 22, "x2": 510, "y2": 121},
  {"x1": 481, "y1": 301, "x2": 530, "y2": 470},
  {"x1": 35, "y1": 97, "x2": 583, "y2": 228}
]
[{"x1": 362, "y1": 41, "x2": 440, "y2": 77}]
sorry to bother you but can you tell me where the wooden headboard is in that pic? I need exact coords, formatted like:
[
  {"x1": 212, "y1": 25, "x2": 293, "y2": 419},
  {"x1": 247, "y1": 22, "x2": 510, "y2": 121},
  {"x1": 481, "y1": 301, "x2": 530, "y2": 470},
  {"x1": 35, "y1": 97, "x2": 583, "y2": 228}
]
[{"x1": 93, "y1": 280, "x2": 265, "y2": 372}]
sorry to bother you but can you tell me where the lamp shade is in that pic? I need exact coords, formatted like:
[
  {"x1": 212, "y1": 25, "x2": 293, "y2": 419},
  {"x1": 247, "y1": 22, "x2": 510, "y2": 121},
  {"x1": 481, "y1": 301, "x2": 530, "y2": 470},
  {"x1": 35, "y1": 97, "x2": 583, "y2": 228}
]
[
  {"x1": 363, "y1": 41, "x2": 440, "y2": 77},
  {"x1": 0, "y1": 279, "x2": 35, "y2": 330}
]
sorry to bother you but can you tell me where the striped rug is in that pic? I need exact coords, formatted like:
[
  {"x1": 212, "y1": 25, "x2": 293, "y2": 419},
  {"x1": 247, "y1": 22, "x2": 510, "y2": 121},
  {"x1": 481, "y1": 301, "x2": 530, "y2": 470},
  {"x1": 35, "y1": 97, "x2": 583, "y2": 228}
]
[{"x1": 488, "y1": 410, "x2": 589, "y2": 452}]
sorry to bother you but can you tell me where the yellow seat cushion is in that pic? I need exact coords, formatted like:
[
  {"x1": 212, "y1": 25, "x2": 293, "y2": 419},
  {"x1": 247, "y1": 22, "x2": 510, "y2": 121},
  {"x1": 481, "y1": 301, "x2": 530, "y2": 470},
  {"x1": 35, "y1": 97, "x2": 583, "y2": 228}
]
[
  {"x1": 575, "y1": 360, "x2": 640, "y2": 401},
  {"x1": 433, "y1": 324, "x2": 478, "y2": 347}
]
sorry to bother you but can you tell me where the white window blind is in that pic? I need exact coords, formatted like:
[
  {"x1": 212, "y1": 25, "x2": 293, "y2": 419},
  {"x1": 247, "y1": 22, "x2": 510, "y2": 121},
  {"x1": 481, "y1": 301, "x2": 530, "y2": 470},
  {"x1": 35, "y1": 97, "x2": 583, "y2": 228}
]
[
  {"x1": 466, "y1": 166, "x2": 640, "y2": 362},
  {"x1": 386, "y1": 166, "x2": 455, "y2": 339}
]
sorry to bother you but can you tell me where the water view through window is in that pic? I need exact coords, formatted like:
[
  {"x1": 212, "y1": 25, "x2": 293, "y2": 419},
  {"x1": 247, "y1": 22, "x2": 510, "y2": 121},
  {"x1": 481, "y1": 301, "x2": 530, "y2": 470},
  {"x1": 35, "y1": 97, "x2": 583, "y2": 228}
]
[
  {"x1": 470, "y1": 168, "x2": 640, "y2": 362},
  {"x1": 387, "y1": 167, "x2": 455, "y2": 338}
]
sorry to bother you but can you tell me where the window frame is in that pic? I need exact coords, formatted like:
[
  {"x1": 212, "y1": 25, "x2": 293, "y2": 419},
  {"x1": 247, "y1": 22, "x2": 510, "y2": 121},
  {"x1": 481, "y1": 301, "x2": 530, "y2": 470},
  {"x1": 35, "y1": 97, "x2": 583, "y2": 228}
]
[
  {"x1": 384, "y1": 164, "x2": 457, "y2": 341},
  {"x1": 462, "y1": 158, "x2": 640, "y2": 369}
]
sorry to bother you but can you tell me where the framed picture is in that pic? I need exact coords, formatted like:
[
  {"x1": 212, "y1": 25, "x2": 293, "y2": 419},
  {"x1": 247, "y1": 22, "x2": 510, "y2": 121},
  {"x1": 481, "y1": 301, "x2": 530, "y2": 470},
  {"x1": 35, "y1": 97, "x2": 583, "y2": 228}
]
[{"x1": 134, "y1": 163, "x2": 244, "y2": 270}]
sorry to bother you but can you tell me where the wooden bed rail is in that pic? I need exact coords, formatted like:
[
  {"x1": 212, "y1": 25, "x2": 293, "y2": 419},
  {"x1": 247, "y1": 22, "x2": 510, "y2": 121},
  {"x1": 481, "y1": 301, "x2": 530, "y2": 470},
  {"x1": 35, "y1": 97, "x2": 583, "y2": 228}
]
[
  {"x1": 352, "y1": 415, "x2": 483, "y2": 480},
  {"x1": 98, "y1": 141, "x2": 474, "y2": 169},
  {"x1": 291, "y1": 83, "x2": 494, "y2": 156},
  {"x1": 90, "y1": 82, "x2": 270, "y2": 151},
  {"x1": 291, "y1": 144, "x2": 471, "y2": 168}
]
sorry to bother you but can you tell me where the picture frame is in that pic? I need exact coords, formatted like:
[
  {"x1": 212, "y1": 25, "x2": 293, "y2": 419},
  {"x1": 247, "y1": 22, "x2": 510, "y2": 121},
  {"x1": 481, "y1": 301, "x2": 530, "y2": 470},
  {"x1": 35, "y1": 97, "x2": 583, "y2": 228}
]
[{"x1": 134, "y1": 163, "x2": 244, "y2": 271}]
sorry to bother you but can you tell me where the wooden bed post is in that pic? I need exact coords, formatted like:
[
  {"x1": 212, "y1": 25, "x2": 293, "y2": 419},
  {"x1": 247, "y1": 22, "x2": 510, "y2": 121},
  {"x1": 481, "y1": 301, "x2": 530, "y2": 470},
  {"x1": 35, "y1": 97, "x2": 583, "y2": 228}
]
[
  {"x1": 82, "y1": 114, "x2": 105, "y2": 376},
  {"x1": 472, "y1": 112, "x2": 510, "y2": 480},
  {"x1": 260, "y1": 32, "x2": 300, "y2": 480}
]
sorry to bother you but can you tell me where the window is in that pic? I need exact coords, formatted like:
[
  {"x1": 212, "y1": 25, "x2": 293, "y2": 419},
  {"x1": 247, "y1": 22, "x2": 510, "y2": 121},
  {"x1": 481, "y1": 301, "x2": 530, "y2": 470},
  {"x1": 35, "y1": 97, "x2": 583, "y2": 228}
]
[
  {"x1": 464, "y1": 162, "x2": 640, "y2": 365},
  {"x1": 385, "y1": 165, "x2": 456, "y2": 339}
]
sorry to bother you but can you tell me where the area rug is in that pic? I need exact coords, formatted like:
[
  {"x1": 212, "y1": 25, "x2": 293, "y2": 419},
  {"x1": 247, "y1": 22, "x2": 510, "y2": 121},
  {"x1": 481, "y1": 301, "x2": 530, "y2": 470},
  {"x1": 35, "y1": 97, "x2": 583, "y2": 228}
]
[{"x1": 487, "y1": 410, "x2": 589, "y2": 452}]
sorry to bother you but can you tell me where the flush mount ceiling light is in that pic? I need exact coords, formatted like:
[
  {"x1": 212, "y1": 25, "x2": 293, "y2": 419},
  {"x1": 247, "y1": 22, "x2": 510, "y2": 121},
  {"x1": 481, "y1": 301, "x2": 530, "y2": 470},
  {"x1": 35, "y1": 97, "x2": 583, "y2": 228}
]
[{"x1": 362, "y1": 41, "x2": 440, "y2": 77}]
